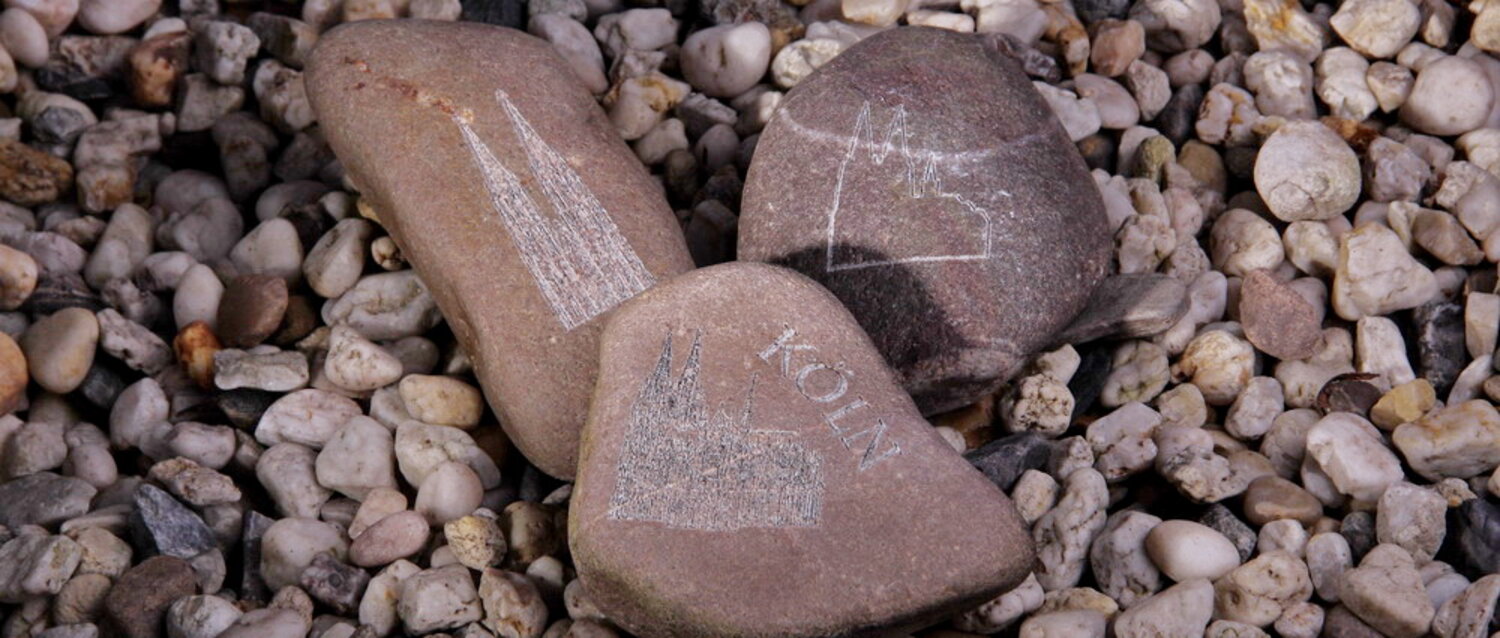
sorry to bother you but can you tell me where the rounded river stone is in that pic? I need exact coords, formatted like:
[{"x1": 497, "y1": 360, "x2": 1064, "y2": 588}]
[
  {"x1": 571, "y1": 262, "x2": 1034, "y2": 638},
  {"x1": 306, "y1": 20, "x2": 694, "y2": 479},
  {"x1": 739, "y1": 27, "x2": 1111, "y2": 415}
]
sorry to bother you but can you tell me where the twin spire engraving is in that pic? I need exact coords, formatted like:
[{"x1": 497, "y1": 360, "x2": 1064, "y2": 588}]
[
  {"x1": 825, "y1": 102, "x2": 1006, "y2": 273},
  {"x1": 455, "y1": 89, "x2": 655, "y2": 331},
  {"x1": 608, "y1": 332, "x2": 826, "y2": 531}
]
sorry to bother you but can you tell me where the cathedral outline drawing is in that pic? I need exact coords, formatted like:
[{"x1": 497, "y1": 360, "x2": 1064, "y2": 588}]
[
  {"x1": 455, "y1": 88, "x2": 655, "y2": 331},
  {"x1": 608, "y1": 332, "x2": 826, "y2": 532},
  {"x1": 824, "y1": 101, "x2": 1007, "y2": 273}
]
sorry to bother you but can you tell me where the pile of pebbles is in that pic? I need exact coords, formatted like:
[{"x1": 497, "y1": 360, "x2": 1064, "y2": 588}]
[{"x1": 0, "y1": 0, "x2": 1494, "y2": 637}]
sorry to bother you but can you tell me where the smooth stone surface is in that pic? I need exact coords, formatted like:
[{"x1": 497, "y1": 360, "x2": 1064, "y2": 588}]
[
  {"x1": 307, "y1": 19, "x2": 693, "y2": 479},
  {"x1": 739, "y1": 27, "x2": 1111, "y2": 415},
  {"x1": 1056, "y1": 273, "x2": 1188, "y2": 344},
  {"x1": 0, "y1": 471, "x2": 96, "y2": 528},
  {"x1": 1240, "y1": 269, "x2": 1323, "y2": 361},
  {"x1": 572, "y1": 262, "x2": 1034, "y2": 638},
  {"x1": 103, "y1": 556, "x2": 197, "y2": 638}
]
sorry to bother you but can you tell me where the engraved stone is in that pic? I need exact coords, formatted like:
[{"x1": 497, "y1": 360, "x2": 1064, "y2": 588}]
[
  {"x1": 572, "y1": 262, "x2": 1034, "y2": 638},
  {"x1": 739, "y1": 27, "x2": 1111, "y2": 415},
  {"x1": 306, "y1": 20, "x2": 693, "y2": 479}
]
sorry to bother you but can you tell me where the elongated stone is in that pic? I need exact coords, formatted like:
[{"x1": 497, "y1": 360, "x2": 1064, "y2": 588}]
[
  {"x1": 572, "y1": 262, "x2": 1034, "y2": 638},
  {"x1": 739, "y1": 28, "x2": 1111, "y2": 414},
  {"x1": 306, "y1": 20, "x2": 693, "y2": 479}
]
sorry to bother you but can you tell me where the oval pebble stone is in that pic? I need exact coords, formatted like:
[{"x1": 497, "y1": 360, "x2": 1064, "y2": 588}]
[
  {"x1": 20, "y1": 306, "x2": 98, "y2": 394},
  {"x1": 307, "y1": 20, "x2": 693, "y2": 479},
  {"x1": 572, "y1": 262, "x2": 1033, "y2": 638},
  {"x1": 739, "y1": 27, "x2": 1111, "y2": 415}
]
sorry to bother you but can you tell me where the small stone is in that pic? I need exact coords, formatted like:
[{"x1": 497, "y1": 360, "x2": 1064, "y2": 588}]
[
  {"x1": 1306, "y1": 532, "x2": 1353, "y2": 602},
  {"x1": 1085, "y1": 402, "x2": 1159, "y2": 481},
  {"x1": 147, "y1": 458, "x2": 240, "y2": 507},
  {"x1": 1213, "y1": 551, "x2": 1314, "y2": 627},
  {"x1": 1305, "y1": 413, "x2": 1403, "y2": 504},
  {"x1": 1254, "y1": 121, "x2": 1360, "y2": 222},
  {"x1": 1393, "y1": 399, "x2": 1500, "y2": 481},
  {"x1": 965, "y1": 433, "x2": 1053, "y2": 491},
  {"x1": 399, "y1": 565, "x2": 483, "y2": 634},
  {"x1": 479, "y1": 568, "x2": 548, "y2": 638},
  {"x1": 0, "y1": 139, "x2": 73, "y2": 206},
  {"x1": 166, "y1": 595, "x2": 242, "y2": 638},
  {"x1": 1402, "y1": 56, "x2": 1494, "y2": 136},
  {"x1": 130, "y1": 484, "x2": 217, "y2": 560},
  {"x1": 1431, "y1": 574, "x2": 1500, "y2": 638},
  {"x1": 1369, "y1": 379, "x2": 1435, "y2": 430},
  {"x1": 1173, "y1": 329, "x2": 1254, "y2": 405},
  {"x1": 1244, "y1": 476, "x2": 1322, "y2": 526},
  {"x1": 1452, "y1": 497, "x2": 1500, "y2": 575},
  {"x1": 20, "y1": 307, "x2": 97, "y2": 394},
  {"x1": 1376, "y1": 482, "x2": 1446, "y2": 560},
  {"x1": 216, "y1": 275, "x2": 288, "y2": 348},
  {"x1": 1413, "y1": 208, "x2": 1483, "y2": 265},
  {"x1": 1113, "y1": 579, "x2": 1215, "y2": 638},
  {"x1": 0, "y1": 533, "x2": 81, "y2": 602},
  {"x1": 1328, "y1": 0, "x2": 1420, "y2": 59},
  {"x1": 213, "y1": 348, "x2": 309, "y2": 392},
  {"x1": 1034, "y1": 468, "x2": 1109, "y2": 591},
  {"x1": 359, "y1": 560, "x2": 421, "y2": 635},
  {"x1": 0, "y1": 472, "x2": 95, "y2": 528},
  {"x1": 395, "y1": 422, "x2": 502, "y2": 489},
  {"x1": 299, "y1": 551, "x2": 370, "y2": 615},
  {"x1": 315, "y1": 416, "x2": 397, "y2": 501},
  {"x1": 1332, "y1": 223, "x2": 1438, "y2": 321},
  {"x1": 679, "y1": 22, "x2": 770, "y2": 98},
  {"x1": 445, "y1": 514, "x2": 506, "y2": 571},
  {"x1": 256, "y1": 388, "x2": 363, "y2": 449},
  {"x1": 399, "y1": 374, "x2": 484, "y2": 428},
  {"x1": 1146, "y1": 520, "x2": 1242, "y2": 582},
  {"x1": 1088, "y1": 510, "x2": 1162, "y2": 608},
  {"x1": 260, "y1": 517, "x2": 348, "y2": 592},
  {"x1": 416, "y1": 460, "x2": 484, "y2": 524},
  {"x1": 103, "y1": 556, "x2": 197, "y2": 638},
  {"x1": 257, "y1": 442, "x2": 332, "y2": 519},
  {"x1": 1240, "y1": 270, "x2": 1322, "y2": 360},
  {"x1": 216, "y1": 609, "x2": 309, "y2": 638},
  {"x1": 350, "y1": 510, "x2": 429, "y2": 568},
  {"x1": 192, "y1": 19, "x2": 259, "y2": 85},
  {"x1": 1339, "y1": 544, "x2": 1435, "y2": 638}
]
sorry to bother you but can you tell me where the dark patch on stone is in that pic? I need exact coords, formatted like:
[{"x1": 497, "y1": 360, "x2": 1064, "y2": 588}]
[
  {"x1": 1155, "y1": 84, "x2": 1203, "y2": 146},
  {"x1": 24, "y1": 272, "x2": 104, "y2": 314},
  {"x1": 1069, "y1": 342, "x2": 1115, "y2": 420},
  {"x1": 76, "y1": 356, "x2": 128, "y2": 410},
  {"x1": 216, "y1": 388, "x2": 280, "y2": 429},
  {"x1": 772, "y1": 245, "x2": 977, "y2": 410},
  {"x1": 460, "y1": 0, "x2": 525, "y2": 27},
  {"x1": 1199, "y1": 503, "x2": 1256, "y2": 561},
  {"x1": 131, "y1": 483, "x2": 219, "y2": 560},
  {"x1": 964, "y1": 432, "x2": 1053, "y2": 492},
  {"x1": 1342, "y1": 510, "x2": 1376, "y2": 562},
  {"x1": 1415, "y1": 300, "x2": 1467, "y2": 395},
  {"x1": 1316, "y1": 373, "x2": 1383, "y2": 416},
  {"x1": 1449, "y1": 497, "x2": 1500, "y2": 579},
  {"x1": 240, "y1": 510, "x2": 275, "y2": 603}
]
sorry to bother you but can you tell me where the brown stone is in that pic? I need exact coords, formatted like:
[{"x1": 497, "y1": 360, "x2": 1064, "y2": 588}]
[
  {"x1": 128, "y1": 32, "x2": 191, "y2": 109},
  {"x1": 1239, "y1": 269, "x2": 1323, "y2": 361},
  {"x1": 739, "y1": 27, "x2": 1110, "y2": 415},
  {"x1": 0, "y1": 139, "x2": 73, "y2": 206},
  {"x1": 1317, "y1": 373, "x2": 1382, "y2": 416},
  {"x1": 306, "y1": 20, "x2": 693, "y2": 479},
  {"x1": 572, "y1": 262, "x2": 1034, "y2": 638},
  {"x1": 216, "y1": 274, "x2": 289, "y2": 348},
  {"x1": 104, "y1": 555, "x2": 198, "y2": 638},
  {"x1": 174, "y1": 320, "x2": 220, "y2": 388},
  {"x1": 271, "y1": 294, "x2": 318, "y2": 346},
  {"x1": 1243, "y1": 475, "x2": 1323, "y2": 526},
  {"x1": 1369, "y1": 379, "x2": 1436, "y2": 430},
  {"x1": 0, "y1": 332, "x2": 26, "y2": 414}
]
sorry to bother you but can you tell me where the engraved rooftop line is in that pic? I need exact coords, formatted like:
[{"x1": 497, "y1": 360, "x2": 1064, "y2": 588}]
[{"x1": 823, "y1": 101, "x2": 1012, "y2": 273}]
